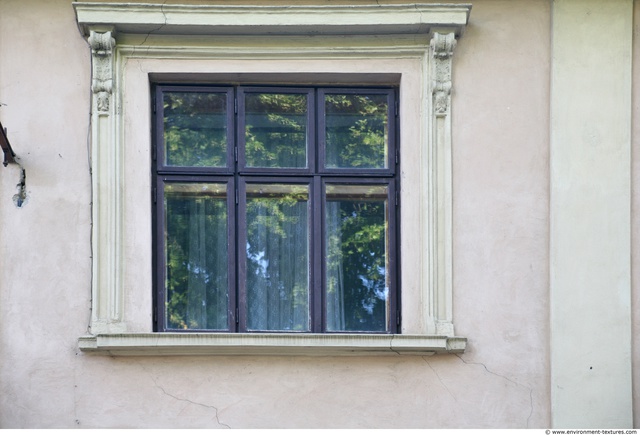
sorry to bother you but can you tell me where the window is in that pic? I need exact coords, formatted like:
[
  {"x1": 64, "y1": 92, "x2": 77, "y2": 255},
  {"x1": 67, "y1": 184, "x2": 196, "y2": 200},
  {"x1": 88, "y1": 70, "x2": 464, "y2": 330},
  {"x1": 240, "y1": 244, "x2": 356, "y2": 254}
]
[
  {"x1": 154, "y1": 85, "x2": 399, "y2": 333},
  {"x1": 75, "y1": 1, "x2": 470, "y2": 355}
]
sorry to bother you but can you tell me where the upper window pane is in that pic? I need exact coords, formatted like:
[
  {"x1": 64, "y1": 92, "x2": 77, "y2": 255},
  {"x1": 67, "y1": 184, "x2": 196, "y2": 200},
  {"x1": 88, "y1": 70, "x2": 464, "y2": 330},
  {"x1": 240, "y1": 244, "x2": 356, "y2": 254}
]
[
  {"x1": 323, "y1": 92, "x2": 389, "y2": 170},
  {"x1": 243, "y1": 92, "x2": 309, "y2": 169},
  {"x1": 163, "y1": 91, "x2": 229, "y2": 167}
]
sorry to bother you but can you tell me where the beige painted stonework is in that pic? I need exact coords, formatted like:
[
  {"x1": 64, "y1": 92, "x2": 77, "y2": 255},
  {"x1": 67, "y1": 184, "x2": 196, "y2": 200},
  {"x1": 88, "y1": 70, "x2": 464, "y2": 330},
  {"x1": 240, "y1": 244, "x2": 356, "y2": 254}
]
[{"x1": 8, "y1": 0, "x2": 626, "y2": 428}]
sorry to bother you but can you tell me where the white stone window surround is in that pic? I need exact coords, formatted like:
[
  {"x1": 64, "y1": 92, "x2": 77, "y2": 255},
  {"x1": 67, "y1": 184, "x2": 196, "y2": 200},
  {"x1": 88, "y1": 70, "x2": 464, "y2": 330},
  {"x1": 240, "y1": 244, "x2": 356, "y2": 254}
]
[{"x1": 73, "y1": 2, "x2": 470, "y2": 356}]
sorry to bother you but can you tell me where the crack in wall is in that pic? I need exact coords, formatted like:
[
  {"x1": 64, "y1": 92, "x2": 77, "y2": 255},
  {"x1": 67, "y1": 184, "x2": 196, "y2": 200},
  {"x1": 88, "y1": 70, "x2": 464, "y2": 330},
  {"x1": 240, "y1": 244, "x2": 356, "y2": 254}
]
[
  {"x1": 143, "y1": 370, "x2": 231, "y2": 429},
  {"x1": 73, "y1": 351, "x2": 80, "y2": 427},
  {"x1": 137, "y1": 1, "x2": 168, "y2": 53},
  {"x1": 388, "y1": 336, "x2": 402, "y2": 355},
  {"x1": 455, "y1": 354, "x2": 534, "y2": 428},
  {"x1": 422, "y1": 356, "x2": 456, "y2": 401},
  {"x1": 124, "y1": 1, "x2": 168, "y2": 79},
  {"x1": 414, "y1": 3, "x2": 425, "y2": 29},
  {"x1": 154, "y1": 382, "x2": 231, "y2": 429}
]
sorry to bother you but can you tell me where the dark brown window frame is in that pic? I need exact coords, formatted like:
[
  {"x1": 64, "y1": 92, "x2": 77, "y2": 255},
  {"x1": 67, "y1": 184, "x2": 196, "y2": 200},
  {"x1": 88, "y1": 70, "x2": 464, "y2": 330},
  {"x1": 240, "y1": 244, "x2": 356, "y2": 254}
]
[{"x1": 153, "y1": 84, "x2": 400, "y2": 333}]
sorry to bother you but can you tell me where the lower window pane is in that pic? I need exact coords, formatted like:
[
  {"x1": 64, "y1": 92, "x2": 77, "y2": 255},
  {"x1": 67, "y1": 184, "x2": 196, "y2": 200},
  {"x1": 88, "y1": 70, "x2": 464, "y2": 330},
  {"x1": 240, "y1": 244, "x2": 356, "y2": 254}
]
[
  {"x1": 245, "y1": 184, "x2": 310, "y2": 331},
  {"x1": 164, "y1": 183, "x2": 229, "y2": 330},
  {"x1": 325, "y1": 185, "x2": 390, "y2": 332}
]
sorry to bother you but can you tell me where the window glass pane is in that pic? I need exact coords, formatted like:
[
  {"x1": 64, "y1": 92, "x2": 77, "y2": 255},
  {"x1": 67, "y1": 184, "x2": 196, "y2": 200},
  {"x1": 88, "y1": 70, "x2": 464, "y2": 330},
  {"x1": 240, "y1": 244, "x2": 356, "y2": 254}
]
[
  {"x1": 324, "y1": 93, "x2": 389, "y2": 169},
  {"x1": 325, "y1": 184, "x2": 389, "y2": 332},
  {"x1": 244, "y1": 93, "x2": 308, "y2": 168},
  {"x1": 245, "y1": 184, "x2": 310, "y2": 331},
  {"x1": 163, "y1": 92, "x2": 228, "y2": 167},
  {"x1": 164, "y1": 183, "x2": 228, "y2": 330}
]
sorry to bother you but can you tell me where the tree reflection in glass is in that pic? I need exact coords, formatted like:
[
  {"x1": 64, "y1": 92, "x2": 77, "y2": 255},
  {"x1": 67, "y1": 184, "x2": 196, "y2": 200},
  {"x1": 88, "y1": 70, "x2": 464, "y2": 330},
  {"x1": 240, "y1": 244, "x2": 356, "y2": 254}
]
[
  {"x1": 245, "y1": 184, "x2": 310, "y2": 331},
  {"x1": 163, "y1": 92, "x2": 228, "y2": 167},
  {"x1": 325, "y1": 185, "x2": 389, "y2": 332},
  {"x1": 325, "y1": 93, "x2": 388, "y2": 169},
  {"x1": 244, "y1": 93, "x2": 308, "y2": 168},
  {"x1": 165, "y1": 183, "x2": 228, "y2": 330}
]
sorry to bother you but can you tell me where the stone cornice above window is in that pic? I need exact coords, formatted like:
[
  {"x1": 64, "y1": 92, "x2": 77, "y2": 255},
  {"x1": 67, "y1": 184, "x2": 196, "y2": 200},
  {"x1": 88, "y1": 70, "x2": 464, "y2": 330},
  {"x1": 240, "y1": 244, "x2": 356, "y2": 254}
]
[
  {"x1": 73, "y1": 2, "x2": 471, "y2": 37},
  {"x1": 79, "y1": 333, "x2": 467, "y2": 356}
]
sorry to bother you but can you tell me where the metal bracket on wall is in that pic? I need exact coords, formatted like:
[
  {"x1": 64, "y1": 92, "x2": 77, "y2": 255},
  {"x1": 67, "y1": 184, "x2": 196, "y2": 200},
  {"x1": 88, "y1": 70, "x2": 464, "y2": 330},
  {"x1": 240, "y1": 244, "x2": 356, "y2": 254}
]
[{"x1": 0, "y1": 121, "x2": 17, "y2": 167}]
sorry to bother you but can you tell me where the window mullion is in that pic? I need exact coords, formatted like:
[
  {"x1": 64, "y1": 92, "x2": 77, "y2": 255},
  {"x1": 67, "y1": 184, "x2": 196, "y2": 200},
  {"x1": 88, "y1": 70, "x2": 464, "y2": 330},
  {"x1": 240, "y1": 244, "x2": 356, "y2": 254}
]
[
  {"x1": 229, "y1": 178, "x2": 239, "y2": 332},
  {"x1": 236, "y1": 178, "x2": 248, "y2": 332},
  {"x1": 311, "y1": 91, "x2": 322, "y2": 333},
  {"x1": 312, "y1": 175, "x2": 323, "y2": 333},
  {"x1": 233, "y1": 87, "x2": 241, "y2": 332}
]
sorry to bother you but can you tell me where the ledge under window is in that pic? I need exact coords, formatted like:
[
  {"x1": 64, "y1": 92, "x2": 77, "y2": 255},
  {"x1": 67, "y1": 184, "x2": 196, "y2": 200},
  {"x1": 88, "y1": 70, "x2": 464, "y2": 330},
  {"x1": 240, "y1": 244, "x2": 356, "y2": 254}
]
[{"x1": 78, "y1": 333, "x2": 467, "y2": 356}]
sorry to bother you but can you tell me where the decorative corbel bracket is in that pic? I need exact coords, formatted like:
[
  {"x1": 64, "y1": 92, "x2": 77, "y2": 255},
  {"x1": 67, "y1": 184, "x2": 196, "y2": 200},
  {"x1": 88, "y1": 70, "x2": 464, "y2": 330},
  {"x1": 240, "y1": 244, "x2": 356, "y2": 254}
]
[
  {"x1": 88, "y1": 30, "x2": 116, "y2": 113},
  {"x1": 431, "y1": 32, "x2": 457, "y2": 117}
]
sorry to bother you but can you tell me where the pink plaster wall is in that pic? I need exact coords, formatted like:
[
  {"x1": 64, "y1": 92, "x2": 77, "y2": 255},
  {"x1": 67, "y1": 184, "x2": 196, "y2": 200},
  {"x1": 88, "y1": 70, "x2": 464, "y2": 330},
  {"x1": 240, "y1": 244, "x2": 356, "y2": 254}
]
[
  {"x1": 0, "y1": 0, "x2": 93, "y2": 427},
  {"x1": 453, "y1": 0, "x2": 551, "y2": 426},
  {"x1": 0, "y1": 0, "x2": 552, "y2": 428}
]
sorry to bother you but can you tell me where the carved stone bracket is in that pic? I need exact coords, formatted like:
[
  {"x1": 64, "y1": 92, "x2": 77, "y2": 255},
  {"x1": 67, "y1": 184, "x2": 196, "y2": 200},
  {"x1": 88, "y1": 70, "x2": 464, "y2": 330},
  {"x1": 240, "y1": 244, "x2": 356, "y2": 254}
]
[
  {"x1": 430, "y1": 32, "x2": 457, "y2": 117},
  {"x1": 88, "y1": 30, "x2": 116, "y2": 112}
]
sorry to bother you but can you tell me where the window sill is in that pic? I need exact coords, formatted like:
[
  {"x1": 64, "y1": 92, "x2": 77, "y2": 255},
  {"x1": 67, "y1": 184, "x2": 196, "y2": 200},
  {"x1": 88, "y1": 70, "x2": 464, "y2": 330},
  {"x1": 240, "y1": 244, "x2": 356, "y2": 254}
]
[{"x1": 78, "y1": 333, "x2": 467, "y2": 356}]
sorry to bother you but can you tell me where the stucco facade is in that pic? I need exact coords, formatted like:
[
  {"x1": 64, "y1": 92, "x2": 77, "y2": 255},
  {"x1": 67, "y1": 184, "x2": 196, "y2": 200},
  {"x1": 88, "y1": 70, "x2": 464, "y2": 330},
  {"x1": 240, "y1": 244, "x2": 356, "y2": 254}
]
[{"x1": 0, "y1": 0, "x2": 636, "y2": 428}]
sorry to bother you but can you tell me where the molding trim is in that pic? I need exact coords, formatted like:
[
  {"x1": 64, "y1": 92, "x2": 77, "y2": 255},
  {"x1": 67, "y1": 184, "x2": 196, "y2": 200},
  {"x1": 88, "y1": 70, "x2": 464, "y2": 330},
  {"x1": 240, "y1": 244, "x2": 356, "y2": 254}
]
[
  {"x1": 74, "y1": 2, "x2": 471, "y2": 37},
  {"x1": 88, "y1": 28, "x2": 126, "y2": 334},
  {"x1": 429, "y1": 31, "x2": 457, "y2": 336},
  {"x1": 79, "y1": 333, "x2": 467, "y2": 356}
]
